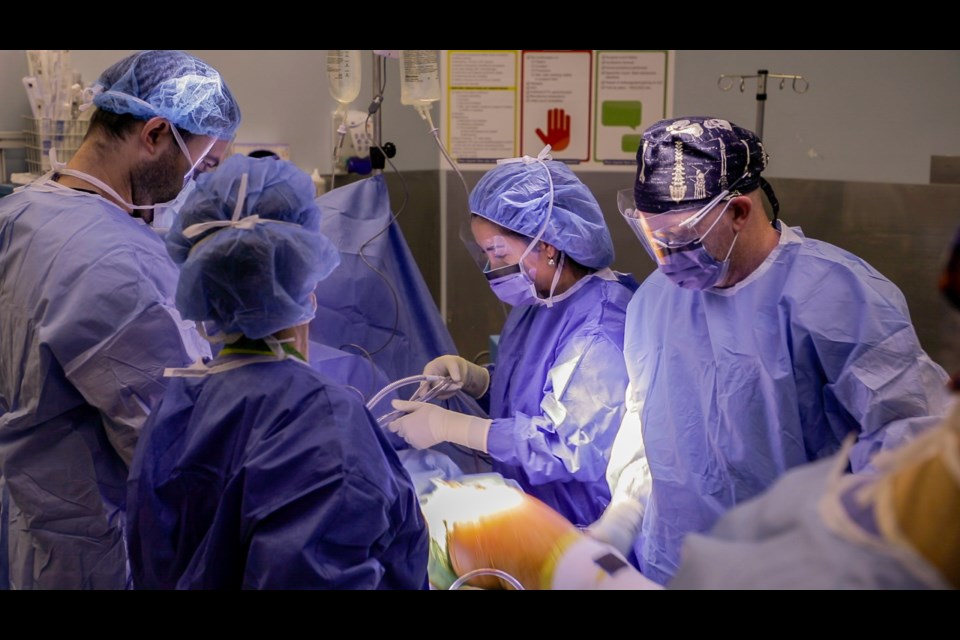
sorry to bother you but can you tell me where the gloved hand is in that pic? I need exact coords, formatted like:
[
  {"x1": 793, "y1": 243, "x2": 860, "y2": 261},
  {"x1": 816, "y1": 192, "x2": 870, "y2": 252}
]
[
  {"x1": 585, "y1": 498, "x2": 645, "y2": 558},
  {"x1": 388, "y1": 400, "x2": 491, "y2": 452},
  {"x1": 418, "y1": 355, "x2": 490, "y2": 400},
  {"x1": 590, "y1": 440, "x2": 651, "y2": 556}
]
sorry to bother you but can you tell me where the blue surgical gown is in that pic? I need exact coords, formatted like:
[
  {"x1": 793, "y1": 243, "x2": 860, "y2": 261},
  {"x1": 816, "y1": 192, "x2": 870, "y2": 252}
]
[
  {"x1": 485, "y1": 269, "x2": 638, "y2": 527},
  {"x1": 0, "y1": 185, "x2": 208, "y2": 589},
  {"x1": 624, "y1": 222, "x2": 951, "y2": 585},
  {"x1": 126, "y1": 356, "x2": 429, "y2": 589},
  {"x1": 669, "y1": 446, "x2": 951, "y2": 589}
]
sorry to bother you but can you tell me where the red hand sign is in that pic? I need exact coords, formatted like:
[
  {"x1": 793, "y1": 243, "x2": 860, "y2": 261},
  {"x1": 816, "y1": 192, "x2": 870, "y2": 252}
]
[{"x1": 536, "y1": 108, "x2": 571, "y2": 152}]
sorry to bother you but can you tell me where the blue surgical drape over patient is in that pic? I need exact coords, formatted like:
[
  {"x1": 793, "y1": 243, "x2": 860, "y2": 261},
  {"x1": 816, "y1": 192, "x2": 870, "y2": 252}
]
[
  {"x1": 310, "y1": 175, "x2": 490, "y2": 475},
  {"x1": 625, "y1": 223, "x2": 951, "y2": 585},
  {"x1": 311, "y1": 175, "x2": 457, "y2": 382}
]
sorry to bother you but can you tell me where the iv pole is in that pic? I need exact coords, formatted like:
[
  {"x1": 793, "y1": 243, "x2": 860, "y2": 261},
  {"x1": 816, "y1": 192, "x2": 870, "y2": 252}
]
[
  {"x1": 718, "y1": 70, "x2": 809, "y2": 140},
  {"x1": 369, "y1": 52, "x2": 396, "y2": 174},
  {"x1": 370, "y1": 52, "x2": 384, "y2": 175}
]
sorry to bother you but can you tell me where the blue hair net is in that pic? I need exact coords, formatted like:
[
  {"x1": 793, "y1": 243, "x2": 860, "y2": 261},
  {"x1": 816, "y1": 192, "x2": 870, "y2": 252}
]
[
  {"x1": 166, "y1": 154, "x2": 340, "y2": 340},
  {"x1": 91, "y1": 50, "x2": 241, "y2": 140},
  {"x1": 469, "y1": 159, "x2": 615, "y2": 270}
]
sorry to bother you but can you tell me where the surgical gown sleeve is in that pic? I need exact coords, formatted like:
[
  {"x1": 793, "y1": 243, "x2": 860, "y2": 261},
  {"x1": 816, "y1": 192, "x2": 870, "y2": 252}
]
[
  {"x1": 52, "y1": 245, "x2": 208, "y2": 465},
  {"x1": 789, "y1": 259, "x2": 950, "y2": 472},
  {"x1": 486, "y1": 319, "x2": 630, "y2": 486},
  {"x1": 605, "y1": 402, "x2": 652, "y2": 506}
]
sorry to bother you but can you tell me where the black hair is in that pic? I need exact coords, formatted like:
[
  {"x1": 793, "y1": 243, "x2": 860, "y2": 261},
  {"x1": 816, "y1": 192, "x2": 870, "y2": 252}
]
[{"x1": 85, "y1": 109, "x2": 195, "y2": 144}]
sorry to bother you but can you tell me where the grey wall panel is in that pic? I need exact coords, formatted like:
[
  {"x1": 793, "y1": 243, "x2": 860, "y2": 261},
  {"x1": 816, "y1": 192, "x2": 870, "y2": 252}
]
[{"x1": 767, "y1": 178, "x2": 960, "y2": 377}]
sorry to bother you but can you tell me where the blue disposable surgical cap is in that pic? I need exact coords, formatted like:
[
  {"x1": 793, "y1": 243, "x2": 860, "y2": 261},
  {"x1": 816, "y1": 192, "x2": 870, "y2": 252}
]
[
  {"x1": 91, "y1": 50, "x2": 241, "y2": 140},
  {"x1": 634, "y1": 116, "x2": 778, "y2": 216},
  {"x1": 166, "y1": 154, "x2": 340, "y2": 340},
  {"x1": 469, "y1": 159, "x2": 615, "y2": 270}
]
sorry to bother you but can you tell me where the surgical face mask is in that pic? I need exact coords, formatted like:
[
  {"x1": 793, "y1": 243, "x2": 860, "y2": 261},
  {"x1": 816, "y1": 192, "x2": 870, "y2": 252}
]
[
  {"x1": 658, "y1": 202, "x2": 738, "y2": 290},
  {"x1": 152, "y1": 178, "x2": 196, "y2": 231},
  {"x1": 475, "y1": 228, "x2": 542, "y2": 307},
  {"x1": 658, "y1": 236, "x2": 737, "y2": 290},
  {"x1": 487, "y1": 262, "x2": 538, "y2": 307},
  {"x1": 484, "y1": 244, "x2": 565, "y2": 308},
  {"x1": 481, "y1": 230, "x2": 542, "y2": 307}
]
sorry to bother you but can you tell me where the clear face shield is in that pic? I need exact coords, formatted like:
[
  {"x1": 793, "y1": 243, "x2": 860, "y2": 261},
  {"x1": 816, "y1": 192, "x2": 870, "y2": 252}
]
[
  {"x1": 459, "y1": 217, "x2": 535, "y2": 282},
  {"x1": 617, "y1": 187, "x2": 735, "y2": 265},
  {"x1": 169, "y1": 124, "x2": 218, "y2": 186}
]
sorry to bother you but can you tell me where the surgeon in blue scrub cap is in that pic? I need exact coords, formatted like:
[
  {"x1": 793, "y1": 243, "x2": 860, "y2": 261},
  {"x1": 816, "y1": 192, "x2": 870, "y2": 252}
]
[
  {"x1": 0, "y1": 50, "x2": 239, "y2": 590},
  {"x1": 126, "y1": 155, "x2": 429, "y2": 589},
  {"x1": 607, "y1": 116, "x2": 952, "y2": 585},
  {"x1": 388, "y1": 147, "x2": 640, "y2": 529}
]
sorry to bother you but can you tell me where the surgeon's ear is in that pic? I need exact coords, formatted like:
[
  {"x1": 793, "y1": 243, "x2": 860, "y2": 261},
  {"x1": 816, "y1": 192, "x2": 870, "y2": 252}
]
[
  {"x1": 140, "y1": 117, "x2": 170, "y2": 156},
  {"x1": 540, "y1": 242, "x2": 559, "y2": 262},
  {"x1": 728, "y1": 195, "x2": 752, "y2": 232}
]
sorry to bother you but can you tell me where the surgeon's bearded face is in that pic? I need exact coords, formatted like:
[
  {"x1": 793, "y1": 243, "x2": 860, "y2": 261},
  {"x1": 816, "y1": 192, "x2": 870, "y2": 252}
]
[{"x1": 130, "y1": 140, "x2": 186, "y2": 210}]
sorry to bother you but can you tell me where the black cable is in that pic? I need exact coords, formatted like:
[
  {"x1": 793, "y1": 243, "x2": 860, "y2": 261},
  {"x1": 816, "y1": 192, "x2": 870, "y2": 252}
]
[{"x1": 342, "y1": 55, "x2": 406, "y2": 359}]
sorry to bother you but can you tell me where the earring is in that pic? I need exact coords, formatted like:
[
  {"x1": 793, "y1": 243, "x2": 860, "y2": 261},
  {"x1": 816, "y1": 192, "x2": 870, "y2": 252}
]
[{"x1": 548, "y1": 258, "x2": 556, "y2": 266}]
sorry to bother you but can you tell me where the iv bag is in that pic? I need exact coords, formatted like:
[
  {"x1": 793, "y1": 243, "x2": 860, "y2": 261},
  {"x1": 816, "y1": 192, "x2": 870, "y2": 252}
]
[
  {"x1": 399, "y1": 50, "x2": 440, "y2": 107},
  {"x1": 327, "y1": 50, "x2": 362, "y2": 106}
]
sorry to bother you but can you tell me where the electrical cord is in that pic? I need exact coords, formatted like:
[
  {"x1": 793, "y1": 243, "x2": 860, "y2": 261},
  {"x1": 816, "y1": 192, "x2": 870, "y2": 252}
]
[{"x1": 338, "y1": 55, "x2": 404, "y2": 360}]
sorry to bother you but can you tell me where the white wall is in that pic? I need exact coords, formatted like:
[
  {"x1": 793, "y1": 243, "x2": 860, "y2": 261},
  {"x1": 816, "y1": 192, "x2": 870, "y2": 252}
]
[
  {"x1": 673, "y1": 50, "x2": 960, "y2": 184},
  {"x1": 2, "y1": 50, "x2": 958, "y2": 183}
]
